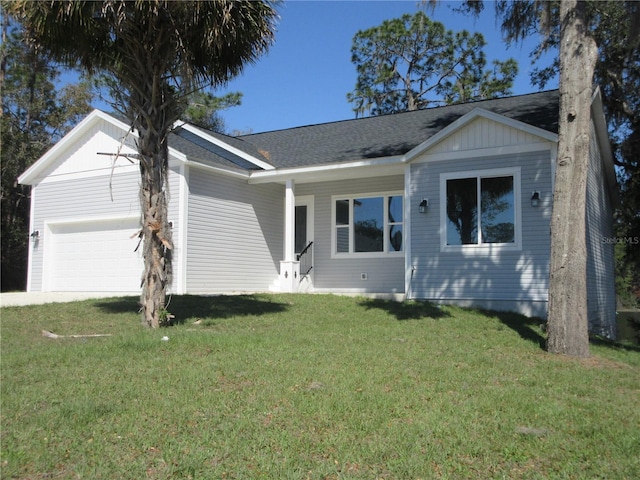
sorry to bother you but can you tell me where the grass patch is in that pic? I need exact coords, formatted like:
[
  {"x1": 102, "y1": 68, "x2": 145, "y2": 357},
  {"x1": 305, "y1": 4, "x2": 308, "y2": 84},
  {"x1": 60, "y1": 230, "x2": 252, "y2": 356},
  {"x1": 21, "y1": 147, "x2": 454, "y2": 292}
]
[{"x1": 2, "y1": 294, "x2": 639, "y2": 479}]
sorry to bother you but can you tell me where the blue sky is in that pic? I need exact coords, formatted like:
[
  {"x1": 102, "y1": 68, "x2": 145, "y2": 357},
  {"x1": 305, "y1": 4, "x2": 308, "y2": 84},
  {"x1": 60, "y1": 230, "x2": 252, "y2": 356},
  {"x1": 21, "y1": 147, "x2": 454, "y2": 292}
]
[{"x1": 213, "y1": 1, "x2": 558, "y2": 135}]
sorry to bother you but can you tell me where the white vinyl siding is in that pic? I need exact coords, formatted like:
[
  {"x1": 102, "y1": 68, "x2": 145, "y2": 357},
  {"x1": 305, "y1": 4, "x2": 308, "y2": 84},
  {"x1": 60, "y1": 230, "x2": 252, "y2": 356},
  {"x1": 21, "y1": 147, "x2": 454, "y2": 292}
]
[
  {"x1": 296, "y1": 176, "x2": 405, "y2": 294},
  {"x1": 410, "y1": 150, "x2": 553, "y2": 316},
  {"x1": 185, "y1": 167, "x2": 283, "y2": 293},
  {"x1": 28, "y1": 167, "x2": 182, "y2": 292},
  {"x1": 586, "y1": 121, "x2": 616, "y2": 338}
]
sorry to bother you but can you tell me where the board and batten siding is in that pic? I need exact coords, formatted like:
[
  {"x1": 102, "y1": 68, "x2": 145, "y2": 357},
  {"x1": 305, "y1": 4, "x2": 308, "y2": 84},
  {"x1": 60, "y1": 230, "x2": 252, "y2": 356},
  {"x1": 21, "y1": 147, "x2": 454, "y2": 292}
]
[
  {"x1": 409, "y1": 147, "x2": 554, "y2": 318},
  {"x1": 586, "y1": 121, "x2": 616, "y2": 338},
  {"x1": 428, "y1": 115, "x2": 546, "y2": 154},
  {"x1": 43, "y1": 116, "x2": 139, "y2": 181},
  {"x1": 296, "y1": 175, "x2": 405, "y2": 295},
  {"x1": 185, "y1": 167, "x2": 283, "y2": 293}
]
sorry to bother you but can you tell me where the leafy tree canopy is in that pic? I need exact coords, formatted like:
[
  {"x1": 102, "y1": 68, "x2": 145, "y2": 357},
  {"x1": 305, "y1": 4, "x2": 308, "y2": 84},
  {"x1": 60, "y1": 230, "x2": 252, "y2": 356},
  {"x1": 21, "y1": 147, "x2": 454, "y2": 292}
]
[
  {"x1": 182, "y1": 91, "x2": 243, "y2": 133},
  {"x1": 1, "y1": 16, "x2": 93, "y2": 291},
  {"x1": 92, "y1": 72, "x2": 243, "y2": 134},
  {"x1": 347, "y1": 11, "x2": 518, "y2": 117}
]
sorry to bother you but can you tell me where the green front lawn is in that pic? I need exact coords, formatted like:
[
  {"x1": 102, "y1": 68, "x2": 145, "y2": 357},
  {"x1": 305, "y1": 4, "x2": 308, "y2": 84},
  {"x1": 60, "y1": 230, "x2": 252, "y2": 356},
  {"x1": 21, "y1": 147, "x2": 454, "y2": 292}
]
[{"x1": 1, "y1": 294, "x2": 638, "y2": 479}]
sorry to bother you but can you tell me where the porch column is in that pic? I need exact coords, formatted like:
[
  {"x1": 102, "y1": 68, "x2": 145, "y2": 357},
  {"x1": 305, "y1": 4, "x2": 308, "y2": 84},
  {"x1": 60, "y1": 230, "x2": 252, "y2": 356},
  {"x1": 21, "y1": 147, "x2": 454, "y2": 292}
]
[
  {"x1": 280, "y1": 179, "x2": 300, "y2": 292},
  {"x1": 284, "y1": 179, "x2": 295, "y2": 262}
]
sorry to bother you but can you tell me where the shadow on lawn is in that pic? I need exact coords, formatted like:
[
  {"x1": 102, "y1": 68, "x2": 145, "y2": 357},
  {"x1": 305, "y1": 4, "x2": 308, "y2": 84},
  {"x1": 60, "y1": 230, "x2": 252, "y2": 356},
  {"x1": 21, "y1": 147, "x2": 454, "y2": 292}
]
[
  {"x1": 96, "y1": 294, "x2": 288, "y2": 324},
  {"x1": 359, "y1": 298, "x2": 451, "y2": 321},
  {"x1": 476, "y1": 309, "x2": 640, "y2": 353},
  {"x1": 360, "y1": 298, "x2": 546, "y2": 347},
  {"x1": 482, "y1": 309, "x2": 547, "y2": 350}
]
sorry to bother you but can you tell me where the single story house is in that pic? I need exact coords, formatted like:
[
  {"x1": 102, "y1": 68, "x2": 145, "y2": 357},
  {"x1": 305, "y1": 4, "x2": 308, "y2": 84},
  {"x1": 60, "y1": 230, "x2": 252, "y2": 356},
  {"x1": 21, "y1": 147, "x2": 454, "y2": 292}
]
[{"x1": 19, "y1": 89, "x2": 617, "y2": 337}]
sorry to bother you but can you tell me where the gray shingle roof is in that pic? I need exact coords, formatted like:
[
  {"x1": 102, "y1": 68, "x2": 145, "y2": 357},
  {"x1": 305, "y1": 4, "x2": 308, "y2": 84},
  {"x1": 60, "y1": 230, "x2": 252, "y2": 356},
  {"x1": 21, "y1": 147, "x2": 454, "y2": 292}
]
[
  {"x1": 171, "y1": 127, "x2": 265, "y2": 171},
  {"x1": 239, "y1": 90, "x2": 559, "y2": 168},
  {"x1": 118, "y1": 90, "x2": 557, "y2": 173},
  {"x1": 176, "y1": 124, "x2": 272, "y2": 168},
  {"x1": 165, "y1": 129, "x2": 248, "y2": 173}
]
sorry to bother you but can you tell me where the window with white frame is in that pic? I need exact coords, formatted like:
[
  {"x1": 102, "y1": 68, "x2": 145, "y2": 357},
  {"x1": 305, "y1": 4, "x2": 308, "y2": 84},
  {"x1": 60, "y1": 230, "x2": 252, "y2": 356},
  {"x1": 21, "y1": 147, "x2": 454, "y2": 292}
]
[
  {"x1": 441, "y1": 168, "x2": 520, "y2": 250},
  {"x1": 333, "y1": 193, "x2": 403, "y2": 256}
]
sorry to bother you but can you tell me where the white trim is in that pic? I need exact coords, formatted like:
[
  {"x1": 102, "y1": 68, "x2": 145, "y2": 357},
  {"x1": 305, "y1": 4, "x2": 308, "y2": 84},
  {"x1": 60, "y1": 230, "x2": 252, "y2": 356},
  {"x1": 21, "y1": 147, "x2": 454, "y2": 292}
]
[
  {"x1": 184, "y1": 159, "x2": 250, "y2": 180},
  {"x1": 175, "y1": 122, "x2": 275, "y2": 171},
  {"x1": 36, "y1": 163, "x2": 140, "y2": 184},
  {"x1": 331, "y1": 190, "x2": 405, "y2": 259},
  {"x1": 404, "y1": 108, "x2": 558, "y2": 163},
  {"x1": 439, "y1": 167, "x2": 522, "y2": 253},
  {"x1": 284, "y1": 179, "x2": 295, "y2": 262},
  {"x1": 26, "y1": 186, "x2": 37, "y2": 292},
  {"x1": 403, "y1": 164, "x2": 412, "y2": 299},
  {"x1": 43, "y1": 213, "x2": 142, "y2": 228},
  {"x1": 311, "y1": 287, "x2": 405, "y2": 298},
  {"x1": 168, "y1": 148, "x2": 187, "y2": 163},
  {"x1": 410, "y1": 143, "x2": 555, "y2": 165},
  {"x1": 249, "y1": 156, "x2": 405, "y2": 184},
  {"x1": 176, "y1": 163, "x2": 189, "y2": 294}
]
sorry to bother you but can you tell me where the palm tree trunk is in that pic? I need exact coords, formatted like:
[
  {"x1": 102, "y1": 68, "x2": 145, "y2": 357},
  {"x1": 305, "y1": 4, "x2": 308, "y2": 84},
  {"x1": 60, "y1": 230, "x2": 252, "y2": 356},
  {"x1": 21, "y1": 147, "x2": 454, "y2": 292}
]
[{"x1": 137, "y1": 113, "x2": 173, "y2": 329}]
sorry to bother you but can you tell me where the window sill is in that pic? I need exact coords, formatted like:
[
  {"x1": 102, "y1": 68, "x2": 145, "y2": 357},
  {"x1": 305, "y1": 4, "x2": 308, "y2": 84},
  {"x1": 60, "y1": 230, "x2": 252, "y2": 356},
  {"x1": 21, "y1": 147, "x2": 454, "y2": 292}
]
[{"x1": 440, "y1": 243, "x2": 522, "y2": 254}]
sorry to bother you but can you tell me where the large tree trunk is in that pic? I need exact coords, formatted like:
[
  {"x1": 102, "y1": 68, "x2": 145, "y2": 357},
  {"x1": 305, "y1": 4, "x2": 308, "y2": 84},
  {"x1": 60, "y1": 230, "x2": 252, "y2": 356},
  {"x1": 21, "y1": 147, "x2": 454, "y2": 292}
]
[
  {"x1": 546, "y1": 0, "x2": 598, "y2": 357},
  {"x1": 137, "y1": 112, "x2": 173, "y2": 329}
]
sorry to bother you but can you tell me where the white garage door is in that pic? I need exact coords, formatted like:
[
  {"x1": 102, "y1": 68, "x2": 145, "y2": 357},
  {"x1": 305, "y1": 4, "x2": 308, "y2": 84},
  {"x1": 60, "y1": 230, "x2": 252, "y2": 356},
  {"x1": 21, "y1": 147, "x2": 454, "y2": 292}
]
[{"x1": 49, "y1": 218, "x2": 143, "y2": 292}]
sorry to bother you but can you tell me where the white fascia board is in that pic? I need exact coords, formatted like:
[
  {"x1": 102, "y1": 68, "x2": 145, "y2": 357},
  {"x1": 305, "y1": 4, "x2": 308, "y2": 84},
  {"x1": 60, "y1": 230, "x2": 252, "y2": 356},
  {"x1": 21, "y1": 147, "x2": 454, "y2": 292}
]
[
  {"x1": 19, "y1": 109, "x2": 134, "y2": 185},
  {"x1": 403, "y1": 108, "x2": 559, "y2": 163},
  {"x1": 168, "y1": 147, "x2": 187, "y2": 165},
  {"x1": 167, "y1": 130, "x2": 248, "y2": 179},
  {"x1": 175, "y1": 122, "x2": 275, "y2": 171},
  {"x1": 412, "y1": 142, "x2": 555, "y2": 165},
  {"x1": 248, "y1": 155, "x2": 405, "y2": 184},
  {"x1": 184, "y1": 158, "x2": 250, "y2": 180}
]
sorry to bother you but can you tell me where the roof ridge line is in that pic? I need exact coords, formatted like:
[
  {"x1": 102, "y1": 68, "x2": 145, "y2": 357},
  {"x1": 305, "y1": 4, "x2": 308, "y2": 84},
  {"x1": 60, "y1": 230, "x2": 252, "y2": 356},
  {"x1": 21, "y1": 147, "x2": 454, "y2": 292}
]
[{"x1": 240, "y1": 89, "x2": 560, "y2": 137}]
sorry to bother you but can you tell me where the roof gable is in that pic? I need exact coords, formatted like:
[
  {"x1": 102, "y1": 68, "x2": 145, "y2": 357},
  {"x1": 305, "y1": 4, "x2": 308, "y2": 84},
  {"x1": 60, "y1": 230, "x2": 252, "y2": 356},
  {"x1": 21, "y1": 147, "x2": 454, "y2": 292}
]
[
  {"x1": 405, "y1": 108, "x2": 558, "y2": 161},
  {"x1": 19, "y1": 110, "x2": 273, "y2": 185},
  {"x1": 19, "y1": 110, "x2": 135, "y2": 185}
]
